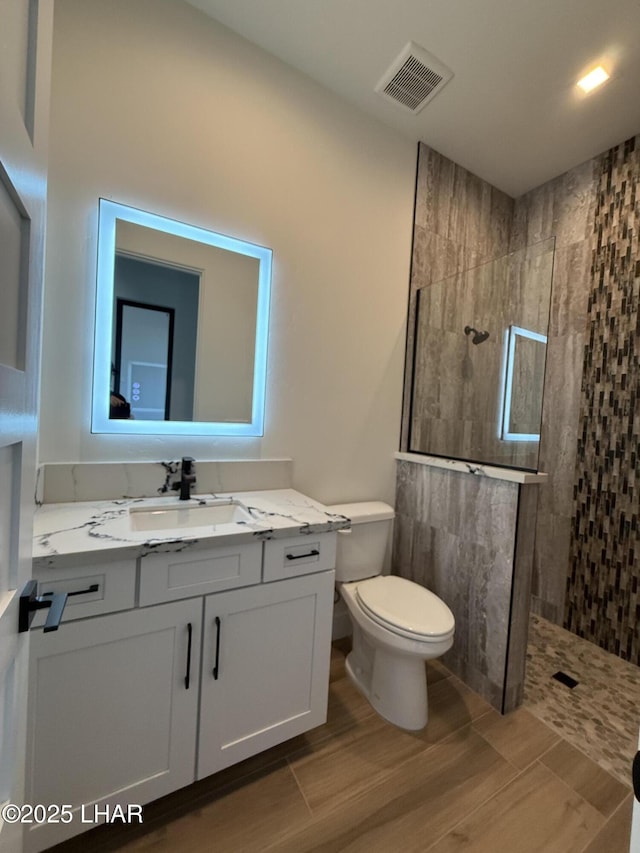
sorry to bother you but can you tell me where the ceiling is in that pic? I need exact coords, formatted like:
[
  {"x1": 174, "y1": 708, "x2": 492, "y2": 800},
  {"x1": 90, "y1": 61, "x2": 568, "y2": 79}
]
[{"x1": 184, "y1": 0, "x2": 640, "y2": 197}]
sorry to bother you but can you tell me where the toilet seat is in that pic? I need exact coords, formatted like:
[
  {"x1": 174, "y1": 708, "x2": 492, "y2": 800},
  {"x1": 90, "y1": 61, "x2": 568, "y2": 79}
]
[{"x1": 355, "y1": 576, "x2": 454, "y2": 642}]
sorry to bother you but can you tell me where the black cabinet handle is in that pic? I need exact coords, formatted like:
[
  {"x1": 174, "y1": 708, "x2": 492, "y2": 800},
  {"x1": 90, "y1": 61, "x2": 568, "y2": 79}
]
[
  {"x1": 213, "y1": 616, "x2": 221, "y2": 680},
  {"x1": 67, "y1": 583, "x2": 100, "y2": 598},
  {"x1": 286, "y1": 549, "x2": 320, "y2": 561},
  {"x1": 42, "y1": 583, "x2": 99, "y2": 599},
  {"x1": 184, "y1": 623, "x2": 193, "y2": 690}
]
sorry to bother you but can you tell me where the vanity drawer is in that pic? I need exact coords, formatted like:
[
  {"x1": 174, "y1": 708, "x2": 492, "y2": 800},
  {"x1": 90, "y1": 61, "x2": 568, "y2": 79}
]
[
  {"x1": 139, "y1": 542, "x2": 263, "y2": 606},
  {"x1": 32, "y1": 560, "x2": 137, "y2": 626},
  {"x1": 263, "y1": 533, "x2": 337, "y2": 582}
]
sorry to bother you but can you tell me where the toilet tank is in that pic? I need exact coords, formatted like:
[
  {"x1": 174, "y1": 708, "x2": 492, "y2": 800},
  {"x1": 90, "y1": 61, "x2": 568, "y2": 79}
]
[{"x1": 326, "y1": 501, "x2": 395, "y2": 583}]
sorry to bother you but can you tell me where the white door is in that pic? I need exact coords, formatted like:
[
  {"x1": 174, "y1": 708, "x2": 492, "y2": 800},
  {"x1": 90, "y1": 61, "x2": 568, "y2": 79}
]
[
  {"x1": 631, "y1": 734, "x2": 640, "y2": 852},
  {"x1": 0, "y1": 3, "x2": 52, "y2": 851}
]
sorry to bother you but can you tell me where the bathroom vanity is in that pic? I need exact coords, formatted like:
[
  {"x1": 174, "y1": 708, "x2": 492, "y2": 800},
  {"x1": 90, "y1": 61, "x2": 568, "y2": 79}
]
[{"x1": 26, "y1": 490, "x2": 348, "y2": 852}]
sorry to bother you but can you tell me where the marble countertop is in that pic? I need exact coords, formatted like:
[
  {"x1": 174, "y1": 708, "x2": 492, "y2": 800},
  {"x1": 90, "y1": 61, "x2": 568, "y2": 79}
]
[{"x1": 33, "y1": 489, "x2": 350, "y2": 570}]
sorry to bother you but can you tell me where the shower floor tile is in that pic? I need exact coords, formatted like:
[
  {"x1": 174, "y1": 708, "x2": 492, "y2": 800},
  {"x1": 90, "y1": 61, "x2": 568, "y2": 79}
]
[{"x1": 524, "y1": 613, "x2": 640, "y2": 787}]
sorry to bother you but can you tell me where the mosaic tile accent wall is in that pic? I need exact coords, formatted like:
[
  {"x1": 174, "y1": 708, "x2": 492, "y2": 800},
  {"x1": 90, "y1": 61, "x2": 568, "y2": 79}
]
[{"x1": 565, "y1": 136, "x2": 640, "y2": 661}]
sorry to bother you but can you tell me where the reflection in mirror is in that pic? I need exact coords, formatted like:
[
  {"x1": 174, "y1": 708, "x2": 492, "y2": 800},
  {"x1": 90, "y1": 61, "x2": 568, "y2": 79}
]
[
  {"x1": 92, "y1": 200, "x2": 272, "y2": 436},
  {"x1": 408, "y1": 238, "x2": 555, "y2": 470},
  {"x1": 500, "y1": 326, "x2": 547, "y2": 442},
  {"x1": 115, "y1": 296, "x2": 180, "y2": 421}
]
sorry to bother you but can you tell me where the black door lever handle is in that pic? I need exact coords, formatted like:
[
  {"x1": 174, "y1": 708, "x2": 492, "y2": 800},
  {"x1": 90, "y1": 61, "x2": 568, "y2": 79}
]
[
  {"x1": 19, "y1": 580, "x2": 68, "y2": 633},
  {"x1": 43, "y1": 591, "x2": 68, "y2": 632},
  {"x1": 633, "y1": 750, "x2": 640, "y2": 801}
]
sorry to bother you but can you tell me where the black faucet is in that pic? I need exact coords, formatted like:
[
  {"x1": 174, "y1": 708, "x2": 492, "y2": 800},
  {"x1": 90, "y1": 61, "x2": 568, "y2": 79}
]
[{"x1": 173, "y1": 457, "x2": 196, "y2": 501}]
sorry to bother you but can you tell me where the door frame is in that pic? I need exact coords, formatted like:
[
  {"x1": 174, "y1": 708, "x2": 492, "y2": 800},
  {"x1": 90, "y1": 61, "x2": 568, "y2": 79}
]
[{"x1": 114, "y1": 298, "x2": 175, "y2": 420}]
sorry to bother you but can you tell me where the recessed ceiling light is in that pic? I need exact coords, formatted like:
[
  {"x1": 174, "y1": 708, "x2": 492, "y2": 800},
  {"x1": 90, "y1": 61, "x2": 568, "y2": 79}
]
[{"x1": 577, "y1": 66, "x2": 610, "y2": 93}]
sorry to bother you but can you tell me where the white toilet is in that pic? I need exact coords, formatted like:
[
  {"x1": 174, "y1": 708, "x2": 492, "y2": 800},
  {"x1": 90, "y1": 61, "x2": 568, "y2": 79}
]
[{"x1": 327, "y1": 501, "x2": 455, "y2": 731}]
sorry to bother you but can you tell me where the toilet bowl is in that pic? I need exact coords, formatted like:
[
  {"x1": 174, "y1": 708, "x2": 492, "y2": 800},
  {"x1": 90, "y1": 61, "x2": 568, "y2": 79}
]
[{"x1": 327, "y1": 502, "x2": 455, "y2": 731}]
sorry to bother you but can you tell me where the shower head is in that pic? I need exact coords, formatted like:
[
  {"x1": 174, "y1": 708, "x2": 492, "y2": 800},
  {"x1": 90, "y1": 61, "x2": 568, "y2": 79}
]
[{"x1": 464, "y1": 325, "x2": 490, "y2": 345}]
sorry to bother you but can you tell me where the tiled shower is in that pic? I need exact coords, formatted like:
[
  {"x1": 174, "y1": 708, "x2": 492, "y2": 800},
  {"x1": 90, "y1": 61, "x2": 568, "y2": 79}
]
[{"x1": 395, "y1": 134, "x2": 640, "y2": 688}]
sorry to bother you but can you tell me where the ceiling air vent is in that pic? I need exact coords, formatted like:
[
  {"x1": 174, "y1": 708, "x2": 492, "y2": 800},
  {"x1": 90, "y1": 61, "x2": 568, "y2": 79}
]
[{"x1": 375, "y1": 42, "x2": 453, "y2": 114}]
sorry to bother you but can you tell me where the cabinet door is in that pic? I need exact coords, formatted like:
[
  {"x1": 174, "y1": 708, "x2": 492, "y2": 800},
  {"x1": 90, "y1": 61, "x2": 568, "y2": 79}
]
[
  {"x1": 25, "y1": 598, "x2": 202, "y2": 853},
  {"x1": 198, "y1": 570, "x2": 334, "y2": 779}
]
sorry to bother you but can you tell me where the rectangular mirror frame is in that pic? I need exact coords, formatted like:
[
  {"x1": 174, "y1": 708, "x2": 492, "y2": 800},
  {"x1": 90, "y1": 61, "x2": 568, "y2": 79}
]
[{"x1": 92, "y1": 199, "x2": 272, "y2": 436}]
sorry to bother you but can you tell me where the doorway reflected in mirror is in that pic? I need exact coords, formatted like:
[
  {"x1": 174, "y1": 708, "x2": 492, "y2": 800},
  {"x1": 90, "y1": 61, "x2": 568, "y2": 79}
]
[{"x1": 112, "y1": 254, "x2": 199, "y2": 421}]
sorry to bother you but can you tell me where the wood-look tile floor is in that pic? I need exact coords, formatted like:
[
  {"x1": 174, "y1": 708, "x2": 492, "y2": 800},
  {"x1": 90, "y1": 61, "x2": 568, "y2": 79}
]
[{"x1": 51, "y1": 640, "x2": 633, "y2": 853}]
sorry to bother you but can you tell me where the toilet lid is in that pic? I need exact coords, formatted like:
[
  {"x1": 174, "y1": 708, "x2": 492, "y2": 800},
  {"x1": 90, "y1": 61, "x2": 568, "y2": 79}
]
[{"x1": 355, "y1": 575, "x2": 454, "y2": 639}]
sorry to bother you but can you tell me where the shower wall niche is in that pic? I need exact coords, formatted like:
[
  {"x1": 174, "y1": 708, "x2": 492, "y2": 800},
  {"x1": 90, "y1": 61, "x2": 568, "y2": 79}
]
[{"x1": 408, "y1": 238, "x2": 555, "y2": 470}]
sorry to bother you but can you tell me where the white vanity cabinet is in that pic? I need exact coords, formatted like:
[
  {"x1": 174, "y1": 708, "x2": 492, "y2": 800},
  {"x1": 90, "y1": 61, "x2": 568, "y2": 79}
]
[
  {"x1": 137, "y1": 544, "x2": 335, "y2": 779},
  {"x1": 26, "y1": 536, "x2": 335, "y2": 852},
  {"x1": 25, "y1": 597, "x2": 202, "y2": 853}
]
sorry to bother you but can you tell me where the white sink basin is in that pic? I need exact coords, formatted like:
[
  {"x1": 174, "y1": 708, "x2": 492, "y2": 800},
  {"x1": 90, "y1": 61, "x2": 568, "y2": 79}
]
[{"x1": 129, "y1": 500, "x2": 253, "y2": 531}]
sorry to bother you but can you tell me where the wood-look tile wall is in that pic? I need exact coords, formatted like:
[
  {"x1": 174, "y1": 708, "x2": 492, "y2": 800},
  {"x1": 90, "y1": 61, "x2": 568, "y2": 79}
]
[
  {"x1": 510, "y1": 159, "x2": 598, "y2": 624},
  {"x1": 409, "y1": 239, "x2": 553, "y2": 469},
  {"x1": 393, "y1": 460, "x2": 537, "y2": 712},
  {"x1": 400, "y1": 145, "x2": 514, "y2": 450},
  {"x1": 397, "y1": 144, "x2": 538, "y2": 711},
  {"x1": 565, "y1": 137, "x2": 640, "y2": 661}
]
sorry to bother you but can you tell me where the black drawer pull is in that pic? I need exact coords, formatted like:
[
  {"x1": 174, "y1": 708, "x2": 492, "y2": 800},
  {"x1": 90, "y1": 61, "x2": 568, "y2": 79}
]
[
  {"x1": 185, "y1": 623, "x2": 193, "y2": 690},
  {"x1": 42, "y1": 583, "x2": 99, "y2": 599},
  {"x1": 213, "y1": 616, "x2": 221, "y2": 680},
  {"x1": 286, "y1": 549, "x2": 320, "y2": 561}
]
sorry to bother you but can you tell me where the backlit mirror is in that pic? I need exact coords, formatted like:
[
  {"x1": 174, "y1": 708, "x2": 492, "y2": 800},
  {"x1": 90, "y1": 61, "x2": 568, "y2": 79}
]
[{"x1": 92, "y1": 200, "x2": 272, "y2": 436}]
